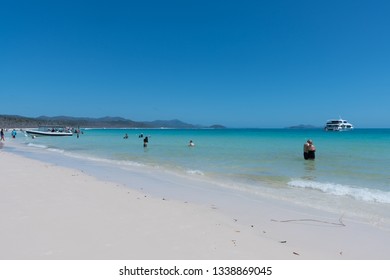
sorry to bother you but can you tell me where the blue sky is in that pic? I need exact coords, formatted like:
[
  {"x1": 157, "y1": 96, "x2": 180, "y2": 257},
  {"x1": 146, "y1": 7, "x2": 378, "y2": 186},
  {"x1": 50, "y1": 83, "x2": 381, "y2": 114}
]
[{"x1": 1, "y1": 0, "x2": 389, "y2": 128}]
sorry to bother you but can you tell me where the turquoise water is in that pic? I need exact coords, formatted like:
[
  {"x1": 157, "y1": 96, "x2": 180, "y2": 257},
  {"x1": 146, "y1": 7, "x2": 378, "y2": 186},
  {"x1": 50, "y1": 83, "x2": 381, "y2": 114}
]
[
  {"x1": 5, "y1": 127, "x2": 390, "y2": 228},
  {"x1": 10, "y1": 128, "x2": 390, "y2": 207}
]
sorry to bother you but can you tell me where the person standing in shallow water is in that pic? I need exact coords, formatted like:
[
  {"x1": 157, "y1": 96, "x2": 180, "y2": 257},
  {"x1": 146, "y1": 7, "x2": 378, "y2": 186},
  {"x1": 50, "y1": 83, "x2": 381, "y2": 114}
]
[
  {"x1": 143, "y1": 136, "x2": 149, "y2": 148},
  {"x1": 303, "y1": 139, "x2": 316, "y2": 160}
]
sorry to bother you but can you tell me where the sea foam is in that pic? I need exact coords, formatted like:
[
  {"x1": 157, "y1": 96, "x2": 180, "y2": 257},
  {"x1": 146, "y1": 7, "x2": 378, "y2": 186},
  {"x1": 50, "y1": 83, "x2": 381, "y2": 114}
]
[
  {"x1": 288, "y1": 179, "x2": 390, "y2": 204},
  {"x1": 27, "y1": 143, "x2": 48, "y2": 149},
  {"x1": 186, "y1": 169, "x2": 205, "y2": 176}
]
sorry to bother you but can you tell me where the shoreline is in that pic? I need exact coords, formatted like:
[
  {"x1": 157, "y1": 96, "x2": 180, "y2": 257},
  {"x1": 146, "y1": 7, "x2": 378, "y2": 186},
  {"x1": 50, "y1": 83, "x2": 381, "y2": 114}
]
[
  {"x1": 1, "y1": 145, "x2": 390, "y2": 259},
  {"x1": 7, "y1": 136, "x2": 390, "y2": 231}
]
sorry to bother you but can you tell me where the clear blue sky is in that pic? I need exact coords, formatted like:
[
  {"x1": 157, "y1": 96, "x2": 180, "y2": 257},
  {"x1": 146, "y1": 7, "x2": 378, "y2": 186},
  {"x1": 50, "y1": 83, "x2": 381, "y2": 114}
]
[{"x1": 1, "y1": 0, "x2": 389, "y2": 128}]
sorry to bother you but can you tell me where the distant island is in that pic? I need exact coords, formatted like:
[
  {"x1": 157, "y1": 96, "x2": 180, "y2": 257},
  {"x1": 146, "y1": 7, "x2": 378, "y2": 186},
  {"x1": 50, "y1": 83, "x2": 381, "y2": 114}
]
[{"x1": 0, "y1": 114, "x2": 226, "y2": 129}]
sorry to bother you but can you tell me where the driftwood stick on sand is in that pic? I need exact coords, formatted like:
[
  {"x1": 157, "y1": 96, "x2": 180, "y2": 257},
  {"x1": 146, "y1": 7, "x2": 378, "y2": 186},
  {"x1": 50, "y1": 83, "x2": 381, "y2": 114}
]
[{"x1": 271, "y1": 216, "x2": 345, "y2": 227}]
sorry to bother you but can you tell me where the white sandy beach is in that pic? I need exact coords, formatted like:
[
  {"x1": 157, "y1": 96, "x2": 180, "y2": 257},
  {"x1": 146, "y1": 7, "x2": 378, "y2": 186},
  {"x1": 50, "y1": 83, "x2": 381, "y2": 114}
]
[{"x1": 1, "y1": 147, "x2": 389, "y2": 260}]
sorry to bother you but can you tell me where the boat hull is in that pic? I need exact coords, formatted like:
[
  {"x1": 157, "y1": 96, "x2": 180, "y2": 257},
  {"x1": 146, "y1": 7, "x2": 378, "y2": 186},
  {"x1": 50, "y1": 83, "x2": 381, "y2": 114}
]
[
  {"x1": 26, "y1": 130, "x2": 73, "y2": 137},
  {"x1": 324, "y1": 127, "x2": 353, "y2": 131}
]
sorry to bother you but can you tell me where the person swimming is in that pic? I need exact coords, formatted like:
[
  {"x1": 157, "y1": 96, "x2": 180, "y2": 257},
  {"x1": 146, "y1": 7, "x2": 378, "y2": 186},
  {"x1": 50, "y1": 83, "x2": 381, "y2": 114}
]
[{"x1": 188, "y1": 140, "x2": 195, "y2": 147}]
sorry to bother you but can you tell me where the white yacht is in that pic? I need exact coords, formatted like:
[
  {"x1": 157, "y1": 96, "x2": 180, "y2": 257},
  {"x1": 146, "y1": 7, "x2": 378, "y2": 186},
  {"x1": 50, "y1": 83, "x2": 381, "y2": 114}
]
[{"x1": 324, "y1": 118, "x2": 354, "y2": 131}]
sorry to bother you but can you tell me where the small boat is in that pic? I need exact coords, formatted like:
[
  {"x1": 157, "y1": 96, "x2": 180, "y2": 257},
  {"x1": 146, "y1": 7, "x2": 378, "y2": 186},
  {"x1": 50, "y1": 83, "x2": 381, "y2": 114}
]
[
  {"x1": 324, "y1": 118, "x2": 354, "y2": 131},
  {"x1": 25, "y1": 126, "x2": 73, "y2": 137}
]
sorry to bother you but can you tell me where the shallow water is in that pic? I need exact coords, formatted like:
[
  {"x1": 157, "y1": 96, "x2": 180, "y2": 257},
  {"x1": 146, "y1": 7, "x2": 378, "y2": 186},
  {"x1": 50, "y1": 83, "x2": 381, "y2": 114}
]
[{"x1": 5, "y1": 128, "x2": 390, "y2": 228}]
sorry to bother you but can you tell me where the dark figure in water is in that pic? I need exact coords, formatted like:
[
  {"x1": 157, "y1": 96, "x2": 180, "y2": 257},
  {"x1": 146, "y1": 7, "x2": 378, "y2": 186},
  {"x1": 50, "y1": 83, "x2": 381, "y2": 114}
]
[
  {"x1": 143, "y1": 136, "x2": 149, "y2": 147},
  {"x1": 303, "y1": 139, "x2": 316, "y2": 160}
]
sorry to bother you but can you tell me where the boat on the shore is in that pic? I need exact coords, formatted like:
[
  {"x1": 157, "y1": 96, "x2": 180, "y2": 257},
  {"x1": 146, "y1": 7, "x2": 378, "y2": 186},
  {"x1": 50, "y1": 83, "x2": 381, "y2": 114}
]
[
  {"x1": 25, "y1": 126, "x2": 73, "y2": 137},
  {"x1": 324, "y1": 118, "x2": 354, "y2": 131}
]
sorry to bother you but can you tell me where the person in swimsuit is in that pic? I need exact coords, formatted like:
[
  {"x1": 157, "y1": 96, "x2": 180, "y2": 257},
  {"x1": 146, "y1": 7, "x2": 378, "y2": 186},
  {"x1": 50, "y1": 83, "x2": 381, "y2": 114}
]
[
  {"x1": 303, "y1": 139, "x2": 316, "y2": 160},
  {"x1": 143, "y1": 136, "x2": 149, "y2": 147}
]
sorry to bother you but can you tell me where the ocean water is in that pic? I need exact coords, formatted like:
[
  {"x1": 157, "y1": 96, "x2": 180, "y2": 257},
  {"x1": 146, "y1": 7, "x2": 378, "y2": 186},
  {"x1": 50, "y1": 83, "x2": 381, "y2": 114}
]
[{"x1": 5, "y1": 128, "x2": 390, "y2": 227}]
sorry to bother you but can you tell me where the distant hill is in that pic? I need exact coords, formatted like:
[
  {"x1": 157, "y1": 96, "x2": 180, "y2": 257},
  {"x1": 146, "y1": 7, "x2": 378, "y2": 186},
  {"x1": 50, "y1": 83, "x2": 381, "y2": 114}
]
[
  {"x1": 147, "y1": 119, "x2": 198, "y2": 128},
  {"x1": 209, "y1": 124, "x2": 226, "y2": 129},
  {"x1": 0, "y1": 115, "x2": 224, "y2": 129},
  {"x1": 0, "y1": 115, "x2": 38, "y2": 128},
  {"x1": 36, "y1": 115, "x2": 141, "y2": 128}
]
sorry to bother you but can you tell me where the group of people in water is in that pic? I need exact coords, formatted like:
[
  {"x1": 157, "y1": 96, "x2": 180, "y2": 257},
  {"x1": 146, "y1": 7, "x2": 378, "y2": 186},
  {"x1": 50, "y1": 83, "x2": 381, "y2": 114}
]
[
  {"x1": 123, "y1": 133, "x2": 151, "y2": 148},
  {"x1": 1, "y1": 129, "x2": 17, "y2": 141},
  {"x1": 123, "y1": 132, "x2": 315, "y2": 159},
  {"x1": 123, "y1": 133, "x2": 196, "y2": 149},
  {"x1": 2, "y1": 128, "x2": 315, "y2": 161}
]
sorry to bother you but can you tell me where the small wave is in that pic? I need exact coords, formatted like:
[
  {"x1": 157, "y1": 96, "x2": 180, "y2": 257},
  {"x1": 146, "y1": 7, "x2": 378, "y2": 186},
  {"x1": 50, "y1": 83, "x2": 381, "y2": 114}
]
[
  {"x1": 26, "y1": 143, "x2": 65, "y2": 154},
  {"x1": 62, "y1": 152, "x2": 147, "y2": 168},
  {"x1": 47, "y1": 148, "x2": 65, "y2": 153},
  {"x1": 288, "y1": 179, "x2": 390, "y2": 204},
  {"x1": 116, "y1": 160, "x2": 146, "y2": 168},
  {"x1": 27, "y1": 143, "x2": 48, "y2": 149},
  {"x1": 186, "y1": 169, "x2": 205, "y2": 176}
]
